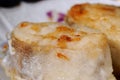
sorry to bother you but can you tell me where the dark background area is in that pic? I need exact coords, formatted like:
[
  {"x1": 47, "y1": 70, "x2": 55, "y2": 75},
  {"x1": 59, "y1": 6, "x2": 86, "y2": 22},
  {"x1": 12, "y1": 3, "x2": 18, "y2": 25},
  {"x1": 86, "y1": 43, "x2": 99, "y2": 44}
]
[{"x1": 0, "y1": 0, "x2": 42, "y2": 8}]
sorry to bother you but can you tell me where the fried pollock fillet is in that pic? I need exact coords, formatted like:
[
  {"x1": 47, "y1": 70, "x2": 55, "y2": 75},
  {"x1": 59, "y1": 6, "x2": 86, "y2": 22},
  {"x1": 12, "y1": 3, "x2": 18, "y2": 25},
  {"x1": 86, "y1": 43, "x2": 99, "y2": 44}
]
[
  {"x1": 2, "y1": 22, "x2": 115, "y2": 80},
  {"x1": 66, "y1": 3, "x2": 120, "y2": 77}
]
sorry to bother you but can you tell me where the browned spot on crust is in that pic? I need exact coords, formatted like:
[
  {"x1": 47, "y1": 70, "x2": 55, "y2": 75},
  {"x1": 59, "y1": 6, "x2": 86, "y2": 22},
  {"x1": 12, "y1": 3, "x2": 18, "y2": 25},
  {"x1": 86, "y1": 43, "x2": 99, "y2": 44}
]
[
  {"x1": 100, "y1": 6, "x2": 115, "y2": 12},
  {"x1": 2, "y1": 43, "x2": 8, "y2": 53},
  {"x1": 20, "y1": 22, "x2": 29, "y2": 28},
  {"x1": 43, "y1": 33, "x2": 57, "y2": 39},
  {"x1": 57, "y1": 53, "x2": 69, "y2": 61},
  {"x1": 45, "y1": 35, "x2": 57, "y2": 39},
  {"x1": 58, "y1": 35, "x2": 81, "y2": 42},
  {"x1": 75, "y1": 35, "x2": 80, "y2": 37},
  {"x1": 31, "y1": 25, "x2": 40, "y2": 32},
  {"x1": 12, "y1": 37, "x2": 33, "y2": 57},
  {"x1": 3, "y1": 43, "x2": 8, "y2": 49},
  {"x1": 56, "y1": 26, "x2": 74, "y2": 33},
  {"x1": 68, "y1": 4, "x2": 88, "y2": 20},
  {"x1": 58, "y1": 35, "x2": 72, "y2": 42},
  {"x1": 49, "y1": 36, "x2": 57, "y2": 39},
  {"x1": 57, "y1": 35, "x2": 81, "y2": 48},
  {"x1": 57, "y1": 35, "x2": 72, "y2": 49},
  {"x1": 72, "y1": 37, "x2": 81, "y2": 41}
]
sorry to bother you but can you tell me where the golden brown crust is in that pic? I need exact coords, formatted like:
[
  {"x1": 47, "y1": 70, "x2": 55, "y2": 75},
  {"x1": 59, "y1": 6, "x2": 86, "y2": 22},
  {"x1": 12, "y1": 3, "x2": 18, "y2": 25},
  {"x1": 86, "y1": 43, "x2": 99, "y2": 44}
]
[
  {"x1": 66, "y1": 3, "x2": 120, "y2": 78},
  {"x1": 56, "y1": 26, "x2": 75, "y2": 33},
  {"x1": 20, "y1": 22, "x2": 30, "y2": 28},
  {"x1": 66, "y1": 3, "x2": 120, "y2": 27},
  {"x1": 12, "y1": 37, "x2": 33, "y2": 57},
  {"x1": 57, "y1": 52, "x2": 70, "y2": 61},
  {"x1": 68, "y1": 3, "x2": 88, "y2": 20},
  {"x1": 5, "y1": 22, "x2": 115, "y2": 80}
]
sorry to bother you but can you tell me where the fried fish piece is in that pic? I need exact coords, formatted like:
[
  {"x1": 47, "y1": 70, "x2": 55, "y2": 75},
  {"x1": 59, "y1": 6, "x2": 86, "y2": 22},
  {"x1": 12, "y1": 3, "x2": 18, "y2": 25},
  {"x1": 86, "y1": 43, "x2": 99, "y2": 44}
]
[
  {"x1": 2, "y1": 22, "x2": 115, "y2": 80},
  {"x1": 66, "y1": 3, "x2": 120, "y2": 77}
]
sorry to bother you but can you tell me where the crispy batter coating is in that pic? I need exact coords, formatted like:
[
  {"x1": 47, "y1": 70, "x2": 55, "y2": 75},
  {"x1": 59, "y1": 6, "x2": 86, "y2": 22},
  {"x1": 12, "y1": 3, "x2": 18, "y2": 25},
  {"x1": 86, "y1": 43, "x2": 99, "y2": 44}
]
[
  {"x1": 2, "y1": 22, "x2": 115, "y2": 80},
  {"x1": 66, "y1": 3, "x2": 120, "y2": 77}
]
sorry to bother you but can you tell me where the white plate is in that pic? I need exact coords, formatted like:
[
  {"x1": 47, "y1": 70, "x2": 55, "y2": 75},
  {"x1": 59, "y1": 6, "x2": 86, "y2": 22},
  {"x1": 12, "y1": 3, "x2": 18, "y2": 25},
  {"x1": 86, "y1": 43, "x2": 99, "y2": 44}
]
[{"x1": 0, "y1": 0, "x2": 120, "y2": 80}]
